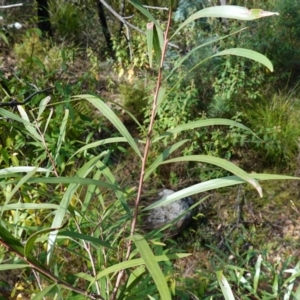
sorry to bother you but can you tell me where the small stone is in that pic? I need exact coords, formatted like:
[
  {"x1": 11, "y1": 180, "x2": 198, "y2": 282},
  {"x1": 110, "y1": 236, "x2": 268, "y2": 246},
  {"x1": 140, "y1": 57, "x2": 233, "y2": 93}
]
[{"x1": 144, "y1": 189, "x2": 194, "y2": 236}]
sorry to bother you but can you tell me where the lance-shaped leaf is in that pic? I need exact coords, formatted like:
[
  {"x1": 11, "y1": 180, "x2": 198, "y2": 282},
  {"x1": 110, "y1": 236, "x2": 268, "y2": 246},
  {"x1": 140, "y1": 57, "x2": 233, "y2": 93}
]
[
  {"x1": 0, "y1": 108, "x2": 32, "y2": 124},
  {"x1": 153, "y1": 118, "x2": 254, "y2": 143},
  {"x1": 130, "y1": 0, "x2": 164, "y2": 50},
  {"x1": 0, "y1": 166, "x2": 49, "y2": 176},
  {"x1": 168, "y1": 47, "x2": 273, "y2": 95},
  {"x1": 37, "y1": 96, "x2": 51, "y2": 120},
  {"x1": 0, "y1": 223, "x2": 50, "y2": 272},
  {"x1": 0, "y1": 203, "x2": 59, "y2": 211},
  {"x1": 143, "y1": 174, "x2": 299, "y2": 211},
  {"x1": 147, "y1": 22, "x2": 154, "y2": 68},
  {"x1": 85, "y1": 253, "x2": 191, "y2": 285},
  {"x1": 70, "y1": 137, "x2": 127, "y2": 159},
  {"x1": 74, "y1": 95, "x2": 141, "y2": 159},
  {"x1": 54, "y1": 109, "x2": 69, "y2": 163},
  {"x1": 165, "y1": 27, "x2": 248, "y2": 81},
  {"x1": 17, "y1": 105, "x2": 43, "y2": 142},
  {"x1": 253, "y1": 254, "x2": 263, "y2": 293},
  {"x1": 211, "y1": 48, "x2": 273, "y2": 72},
  {"x1": 0, "y1": 177, "x2": 121, "y2": 190},
  {"x1": 217, "y1": 270, "x2": 236, "y2": 300},
  {"x1": 145, "y1": 139, "x2": 190, "y2": 180},
  {"x1": 131, "y1": 234, "x2": 171, "y2": 300},
  {"x1": 156, "y1": 86, "x2": 166, "y2": 108},
  {"x1": 57, "y1": 230, "x2": 111, "y2": 248},
  {"x1": 25, "y1": 221, "x2": 69, "y2": 258},
  {"x1": 31, "y1": 284, "x2": 57, "y2": 300},
  {"x1": 153, "y1": 26, "x2": 163, "y2": 65},
  {"x1": 0, "y1": 31, "x2": 9, "y2": 44},
  {"x1": 158, "y1": 155, "x2": 262, "y2": 196},
  {"x1": 172, "y1": 5, "x2": 279, "y2": 38}
]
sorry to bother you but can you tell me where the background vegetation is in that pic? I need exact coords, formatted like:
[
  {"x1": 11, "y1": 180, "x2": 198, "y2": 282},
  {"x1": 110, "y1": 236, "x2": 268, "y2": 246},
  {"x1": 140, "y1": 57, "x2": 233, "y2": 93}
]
[{"x1": 1, "y1": 0, "x2": 300, "y2": 299}]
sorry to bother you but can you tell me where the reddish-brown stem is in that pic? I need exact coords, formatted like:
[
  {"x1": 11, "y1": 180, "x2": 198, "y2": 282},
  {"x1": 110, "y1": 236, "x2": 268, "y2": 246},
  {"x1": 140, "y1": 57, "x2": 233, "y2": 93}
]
[{"x1": 111, "y1": 8, "x2": 173, "y2": 300}]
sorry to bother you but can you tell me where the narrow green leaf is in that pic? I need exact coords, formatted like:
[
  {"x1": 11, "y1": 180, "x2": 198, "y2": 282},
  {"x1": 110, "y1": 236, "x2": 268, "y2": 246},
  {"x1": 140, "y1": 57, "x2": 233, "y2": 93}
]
[
  {"x1": 17, "y1": 105, "x2": 43, "y2": 142},
  {"x1": 0, "y1": 203, "x2": 59, "y2": 211},
  {"x1": 250, "y1": 9, "x2": 279, "y2": 18},
  {"x1": 172, "y1": 6, "x2": 279, "y2": 38},
  {"x1": 95, "y1": 160, "x2": 130, "y2": 214},
  {"x1": 126, "y1": 265, "x2": 146, "y2": 288},
  {"x1": 0, "y1": 223, "x2": 26, "y2": 256},
  {"x1": 165, "y1": 27, "x2": 248, "y2": 82},
  {"x1": 70, "y1": 137, "x2": 127, "y2": 159},
  {"x1": 216, "y1": 270, "x2": 236, "y2": 300},
  {"x1": 153, "y1": 26, "x2": 163, "y2": 64},
  {"x1": 37, "y1": 96, "x2": 51, "y2": 120},
  {"x1": 156, "y1": 86, "x2": 166, "y2": 108},
  {"x1": 25, "y1": 221, "x2": 68, "y2": 258},
  {"x1": 43, "y1": 106, "x2": 53, "y2": 134},
  {"x1": 130, "y1": 0, "x2": 162, "y2": 30},
  {"x1": 273, "y1": 273, "x2": 279, "y2": 297},
  {"x1": 293, "y1": 285, "x2": 300, "y2": 300},
  {"x1": 143, "y1": 174, "x2": 299, "y2": 210},
  {"x1": 147, "y1": 22, "x2": 154, "y2": 68},
  {"x1": 160, "y1": 155, "x2": 262, "y2": 196},
  {"x1": 0, "y1": 264, "x2": 28, "y2": 270},
  {"x1": 88, "y1": 253, "x2": 191, "y2": 283},
  {"x1": 0, "y1": 166, "x2": 49, "y2": 175},
  {"x1": 283, "y1": 261, "x2": 300, "y2": 300},
  {"x1": 1, "y1": 177, "x2": 121, "y2": 190},
  {"x1": 283, "y1": 271, "x2": 300, "y2": 300},
  {"x1": 252, "y1": 174, "x2": 298, "y2": 180},
  {"x1": 130, "y1": 0, "x2": 164, "y2": 50},
  {"x1": 253, "y1": 254, "x2": 262, "y2": 293},
  {"x1": 211, "y1": 48, "x2": 273, "y2": 72},
  {"x1": 31, "y1": 56, "x2": 46, "y2": 72},
  {"x1": 0, "y1": 108, "x2": 34, "y2": 125},
  {"x1": 74, "y1": 95, "x2": 141, "y2": 159},
  {"x1": 145, "y1": 139, "x2": 190, "y2": 180},
  {"x1": 168, "y1": 47, "x2": 273, "y2": 96},
  {"x1": 0, "y1": 31, "x2": 9, "y2": 44},
  {"x1": 153, "y1": 118, "x2": 254, "y2": 143},
  {"x1": 132, "y1": 234, "x2": 171, "y2": 300},
  {"x1": 54, "y1": 109, "x2": 69, "y2": 162},
  {"x1": 58, "y1": 230, "x2": 111, "y2": 248},
  {"x1": 31, "y1": 284, "x2": 57, "y2": 300}
]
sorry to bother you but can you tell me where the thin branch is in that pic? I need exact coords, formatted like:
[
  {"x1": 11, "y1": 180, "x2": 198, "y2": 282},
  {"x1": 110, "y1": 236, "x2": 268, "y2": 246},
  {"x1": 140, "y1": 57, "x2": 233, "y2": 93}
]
[
  {"x1": 0, "y1": 87, "x2": 53, "y2": 107},
  {"x1": 0, "y1": 238, "x2": 105, "y2": 300},
  {"x1": 143, "y1": 5, "x2": 168, "y2": 11},
  {"x1": 0, "y1": 3, "x2": 23, "y2": 9},
  {"x1": 98, "y1": 0, "x2": 179, "y2": 49},
  {"x1": 111, "y1": 7, "x2": 174, "y2": 300}
]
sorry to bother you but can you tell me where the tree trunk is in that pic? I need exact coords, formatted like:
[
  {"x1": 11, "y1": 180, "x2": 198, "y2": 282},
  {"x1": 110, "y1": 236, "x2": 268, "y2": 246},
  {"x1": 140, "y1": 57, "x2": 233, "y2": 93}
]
[
  {"x1": 96, "y1": 0, "x2": 114, "y2": 57},
  {"x1": 36, "y1": 0, "x2": 53, "y2": 37}
]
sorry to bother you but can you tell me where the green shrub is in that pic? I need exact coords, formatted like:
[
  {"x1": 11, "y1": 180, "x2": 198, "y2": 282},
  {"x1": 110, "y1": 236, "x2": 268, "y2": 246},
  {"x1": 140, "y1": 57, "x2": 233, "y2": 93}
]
[
  {"x1": 48, "y1": 0, "x2": 84, "y2": 42},
  {"x1": 0, "y1": 3, "x2": 292, "y2": 300},
  {"x1": 120, "y1": 82, "x2": 149, "y2": 122},
  {"x1": 243, "y1": 87, "x2": 300, "y2": 166}
]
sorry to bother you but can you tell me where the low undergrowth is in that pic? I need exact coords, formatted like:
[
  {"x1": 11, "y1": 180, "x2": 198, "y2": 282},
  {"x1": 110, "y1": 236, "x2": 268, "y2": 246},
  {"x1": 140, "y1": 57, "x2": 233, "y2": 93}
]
[{"x1": 1, "y1": 2, "x2": 300, "y2": 300}]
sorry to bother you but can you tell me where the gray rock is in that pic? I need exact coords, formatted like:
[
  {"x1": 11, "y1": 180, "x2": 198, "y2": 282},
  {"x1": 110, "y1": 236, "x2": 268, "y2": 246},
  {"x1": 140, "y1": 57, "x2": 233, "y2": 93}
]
[{"x1": 144, "y1": 189, "x2": 194, "y2": 236}]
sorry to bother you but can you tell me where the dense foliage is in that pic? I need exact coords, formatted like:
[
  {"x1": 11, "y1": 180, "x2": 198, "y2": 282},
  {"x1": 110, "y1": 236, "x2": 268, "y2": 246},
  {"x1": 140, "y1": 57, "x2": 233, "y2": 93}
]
[{"x1": 0, "y1": 1, "x2": 300, "y2": 299}]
